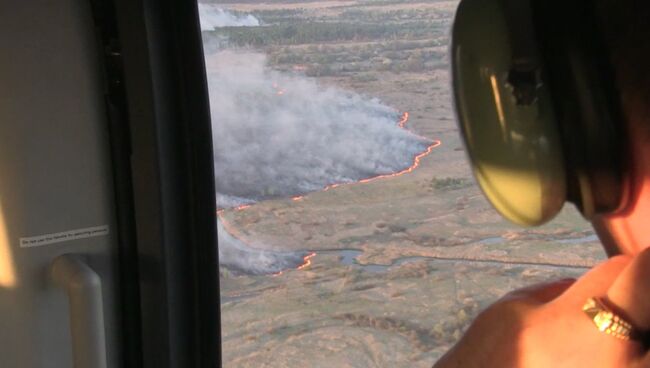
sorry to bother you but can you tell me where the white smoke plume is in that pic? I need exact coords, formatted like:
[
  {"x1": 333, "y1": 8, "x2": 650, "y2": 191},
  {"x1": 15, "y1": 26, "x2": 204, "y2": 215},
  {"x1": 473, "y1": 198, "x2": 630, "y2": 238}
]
[
  {"x1": 206, "y1": 50, "x2": 430, "y2": 202},
  {"x1": 198, "y1": 4, "x2": 260, "y2": 31},
  {"x1": 199, "y1": 6, "x2": 431, "y2": 274},
  {"x1": 217, "y1": 220, "x2": 309, "y2": 275}
]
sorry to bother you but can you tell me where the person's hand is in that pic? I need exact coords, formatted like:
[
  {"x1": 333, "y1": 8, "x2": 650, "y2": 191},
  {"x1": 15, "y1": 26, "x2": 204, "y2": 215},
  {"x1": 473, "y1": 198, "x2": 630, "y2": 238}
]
[{"x1": 434, "y1": 248, "x2": 650, "y2": 368}]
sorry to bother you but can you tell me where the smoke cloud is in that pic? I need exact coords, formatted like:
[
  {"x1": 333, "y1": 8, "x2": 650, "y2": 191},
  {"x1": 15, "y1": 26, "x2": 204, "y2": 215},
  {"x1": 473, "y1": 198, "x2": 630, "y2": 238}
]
[
  {"x1": 217, "y1": 220, "x2": 310, "y2": 275},
  {"x1": 207, "y1": 50, "x2": 430, "y2": 202},
  {"x1": 200, "y1": 6, "x2": 431, "y2": 274},
  {"x1": 198, "y1": 4, "x2": 260, "y2": 31}
]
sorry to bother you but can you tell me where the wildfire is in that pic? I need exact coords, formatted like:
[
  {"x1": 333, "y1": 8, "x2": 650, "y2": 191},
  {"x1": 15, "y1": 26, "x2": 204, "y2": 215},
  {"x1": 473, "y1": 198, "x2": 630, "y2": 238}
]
[
  {"x1": 398, "y1": 111, "x2": 409, "y2": 128},
  {"x1": 217, "y1": 110, "x2": 441, "y2": 276},
  {"x1": 300, "y1": 111, "x2": 441, "y2": 194},
  {"x1": 297, "y1": 252, "x2": 316, "y2": 270},
  {"x1": 358, "y1": 144, "x2": 439, "y2": 183},
  {"x1": 271, "y1": 252, "x2": 316, "y2": 277}
]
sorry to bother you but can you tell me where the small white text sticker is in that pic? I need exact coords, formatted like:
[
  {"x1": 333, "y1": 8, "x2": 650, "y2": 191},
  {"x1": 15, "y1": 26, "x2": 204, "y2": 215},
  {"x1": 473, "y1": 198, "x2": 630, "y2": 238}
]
[{"x1": 20, "y1": 225, "x2": 110, "y2": 248}]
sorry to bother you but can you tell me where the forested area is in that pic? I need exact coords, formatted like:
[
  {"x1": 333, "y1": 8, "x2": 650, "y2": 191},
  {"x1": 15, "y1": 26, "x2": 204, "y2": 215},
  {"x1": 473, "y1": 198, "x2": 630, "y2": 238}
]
[{"x1": 209, "y1": 22, "x2": 436, "y2": 46}]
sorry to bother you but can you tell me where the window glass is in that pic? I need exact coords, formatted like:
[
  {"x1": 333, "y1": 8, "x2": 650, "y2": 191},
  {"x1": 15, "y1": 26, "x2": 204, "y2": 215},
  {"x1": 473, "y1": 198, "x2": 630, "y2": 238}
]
[{"x1": 200, "y1": 1, "x2": 606, "y2": 365}]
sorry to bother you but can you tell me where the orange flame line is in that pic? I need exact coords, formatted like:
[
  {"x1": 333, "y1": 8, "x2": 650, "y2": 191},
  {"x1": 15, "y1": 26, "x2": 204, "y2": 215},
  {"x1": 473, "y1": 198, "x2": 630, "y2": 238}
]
[
  {"x1": 297, "y1": 252, "x2": 316, "y2": 270},
  {"x1": 315, "y1": 112, "x2": 441, "y2": 193},
  {"x1": 272, "y1": 252, "x2": 316, "y2": 277},
  {"x1": 398, "y1": 111, "x2": 409, "y2": 128}
]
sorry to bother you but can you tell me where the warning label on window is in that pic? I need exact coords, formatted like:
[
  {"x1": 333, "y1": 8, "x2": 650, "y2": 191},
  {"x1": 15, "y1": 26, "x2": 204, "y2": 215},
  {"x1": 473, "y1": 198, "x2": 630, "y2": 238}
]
[{"x1": 19, "y1": 225, "x2": 109, "y2": 248}]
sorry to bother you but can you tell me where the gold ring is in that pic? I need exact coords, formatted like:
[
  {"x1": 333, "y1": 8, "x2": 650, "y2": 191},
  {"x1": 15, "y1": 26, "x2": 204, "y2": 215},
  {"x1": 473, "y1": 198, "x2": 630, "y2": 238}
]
[{"x1": 583, "y1": 297, "x2": 636, "y2": 341}]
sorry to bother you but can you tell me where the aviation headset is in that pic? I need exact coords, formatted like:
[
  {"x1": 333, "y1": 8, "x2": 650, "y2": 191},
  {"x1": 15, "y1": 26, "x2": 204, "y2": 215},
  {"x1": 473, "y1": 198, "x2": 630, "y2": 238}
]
[{"x1": 452, "y1": 0, "x2": 627, "y2": 226}]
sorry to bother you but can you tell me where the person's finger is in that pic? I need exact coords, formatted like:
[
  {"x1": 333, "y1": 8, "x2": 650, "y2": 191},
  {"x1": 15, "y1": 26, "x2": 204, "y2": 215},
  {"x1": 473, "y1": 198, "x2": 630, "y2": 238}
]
[
  {"x1": 504, "y1": 278, "x2": 576, "y2": 304},
  {"x1": 554, "y1": 255, "x2": 632, "y2": 307},
  {"x1": 607, "y1": 247, "x2": 650, "y2": 331},
  {"x1": 531, "y1": 278, "x2": 577, "y2": 303}
]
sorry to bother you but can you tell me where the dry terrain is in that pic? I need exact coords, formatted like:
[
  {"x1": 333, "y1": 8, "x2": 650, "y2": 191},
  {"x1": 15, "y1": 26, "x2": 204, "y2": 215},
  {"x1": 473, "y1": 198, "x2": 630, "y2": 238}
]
[{"x1": 206, "y1": 1, "x2": 606, "y2": 366}]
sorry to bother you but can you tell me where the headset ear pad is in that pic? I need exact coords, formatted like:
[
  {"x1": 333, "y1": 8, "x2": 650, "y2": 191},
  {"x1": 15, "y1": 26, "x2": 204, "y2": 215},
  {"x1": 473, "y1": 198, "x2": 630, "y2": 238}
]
[{"x1": 451, "y1": 0, "x2": 566, "y2": 226}]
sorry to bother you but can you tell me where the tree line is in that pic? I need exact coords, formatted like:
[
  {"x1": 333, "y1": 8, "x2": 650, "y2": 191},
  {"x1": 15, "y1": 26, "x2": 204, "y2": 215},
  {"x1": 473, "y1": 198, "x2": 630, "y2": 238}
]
[{"x1": 209, "y1": 22, "x2": 441, "y2": 47}]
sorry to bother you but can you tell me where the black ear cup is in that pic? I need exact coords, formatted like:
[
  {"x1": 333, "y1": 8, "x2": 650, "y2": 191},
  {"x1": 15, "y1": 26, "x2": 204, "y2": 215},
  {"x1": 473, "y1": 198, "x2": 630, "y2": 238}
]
[
  {"x1": 452, "y1": 0, "x2": 566, "y2": 226},
  {"x1": 533, "y1": 0, "x2": 625, "y2": 218},
  {"x1": 451, "y1": 0, "x2": 624, "y2": 226}
]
